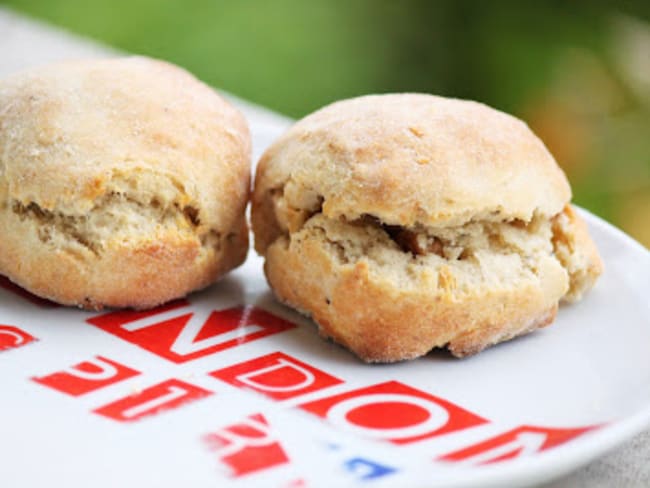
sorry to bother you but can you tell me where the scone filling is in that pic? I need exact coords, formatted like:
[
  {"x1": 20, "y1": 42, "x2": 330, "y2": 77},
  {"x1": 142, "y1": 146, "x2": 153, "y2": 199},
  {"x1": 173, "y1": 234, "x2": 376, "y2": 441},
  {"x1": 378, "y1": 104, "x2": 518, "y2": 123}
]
[
  {"x1": 9, "y1": 190, "x2": 221, "y2": 257},
  {"x1": 265, "y1": 185, "x2": 591, "y2": 302}
]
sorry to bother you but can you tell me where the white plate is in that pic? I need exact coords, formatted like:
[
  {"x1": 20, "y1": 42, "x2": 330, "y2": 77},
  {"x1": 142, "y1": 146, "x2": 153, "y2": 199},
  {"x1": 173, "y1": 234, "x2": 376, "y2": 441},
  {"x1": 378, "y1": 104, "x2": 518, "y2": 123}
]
[{"x1": 1, "y1": 210, "x2": 648, "y2": 488}]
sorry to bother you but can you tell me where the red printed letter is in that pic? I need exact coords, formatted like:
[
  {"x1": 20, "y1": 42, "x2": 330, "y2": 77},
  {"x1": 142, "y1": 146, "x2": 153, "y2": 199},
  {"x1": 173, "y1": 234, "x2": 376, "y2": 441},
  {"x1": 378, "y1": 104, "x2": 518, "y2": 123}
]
[
  {"x1": 300, "y1": 381, "x2": 487, "y2": 444},
  {"x1": 32, "y1": 356, "x2": 140, "y2": 396},
  {"x1": 209, "y1": 352, "x2": 343, "y2": 400},
  {"x1": 86, "y1": 302, "x2": 295, "y2": 363},
  {"x1": 438, "y1": 425, "x2": 599, "y2": 465},
  {"x1": 93, "y1": 379, "x2": 212, "y2": 422},
  {"x1": 0, "y1": 324, "x2": 36, "y2": 351},
  {"x1": 203, "y1": 413, "x2": 290, "y2": 477}
]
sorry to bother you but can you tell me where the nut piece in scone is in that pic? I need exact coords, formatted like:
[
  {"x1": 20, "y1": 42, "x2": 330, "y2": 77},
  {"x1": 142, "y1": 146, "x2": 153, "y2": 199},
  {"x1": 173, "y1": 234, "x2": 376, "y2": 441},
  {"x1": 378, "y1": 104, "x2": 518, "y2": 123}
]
[{"x1": 252, "y1": 93, "x2": 602, "y2": 362}]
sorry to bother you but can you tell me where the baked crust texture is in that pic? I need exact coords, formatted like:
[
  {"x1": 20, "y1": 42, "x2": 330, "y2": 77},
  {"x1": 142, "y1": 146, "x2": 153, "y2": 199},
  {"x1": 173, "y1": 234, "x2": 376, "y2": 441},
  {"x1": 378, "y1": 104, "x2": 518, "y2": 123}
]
[
  {"x1": 0, "y1": 56, "x2": 251, "y2": 309},
  {"x1": 252, "y1": 94, "x2": 603, "y2": 361}
]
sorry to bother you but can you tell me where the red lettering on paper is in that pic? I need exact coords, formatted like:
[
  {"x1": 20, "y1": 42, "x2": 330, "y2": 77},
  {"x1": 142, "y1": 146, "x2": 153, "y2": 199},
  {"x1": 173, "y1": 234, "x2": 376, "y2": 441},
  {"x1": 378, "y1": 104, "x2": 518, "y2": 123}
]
[
  {"x1": 32, "y1": 356, "x2": 140, "y2": 396},
  {"x1": 300, "y1": 381, "x2": 487, "y2": 444},
  {"x1": 203, "y1": 413, "x2": 289, "y2": 477},
  {"x1": 0, "y1": 324, "x2": 36, "y2": 351},
  {"x1": 0, "y1": 276, "x2": 58, "y2": 307},
  {"x1": 86, "y1": 302, "x2": 296, "y2": 363},
  {"x1": 209, "y1": 351, "x2": 343, "y2": 400},
  {"x1": 93, "y1": 378, "x2": 212, "y2": 422},
  {"x1": 438, "y1": 424, "x2": 598, "y2": 464}
]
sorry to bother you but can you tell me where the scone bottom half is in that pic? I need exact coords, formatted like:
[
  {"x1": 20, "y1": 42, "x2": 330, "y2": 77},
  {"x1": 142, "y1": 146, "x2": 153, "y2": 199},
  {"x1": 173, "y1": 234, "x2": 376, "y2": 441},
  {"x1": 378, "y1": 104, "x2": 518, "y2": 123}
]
[
  {"x1": 251, "y1": 94, "x2": 603, "y2": 362},
  {"x1": 0, "y1": 57, "x2": 251, "y2": 310},
  {"x1": 1, "y1": 171, "x2": 250, "y2": 310}
]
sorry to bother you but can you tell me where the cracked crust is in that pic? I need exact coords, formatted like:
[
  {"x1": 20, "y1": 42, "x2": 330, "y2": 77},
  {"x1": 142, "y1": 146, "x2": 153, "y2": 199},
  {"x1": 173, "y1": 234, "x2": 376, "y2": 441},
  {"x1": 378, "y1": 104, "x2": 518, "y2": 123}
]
[
  {"x1": 252, "y1": 94, "x2": 603, "y2": 361},
  {"x1": 252, "y1": 93, "x2": 571, "y2": 254},
  {"x1": 0, "y1": 57, "x2": 251, "y2": 309}
]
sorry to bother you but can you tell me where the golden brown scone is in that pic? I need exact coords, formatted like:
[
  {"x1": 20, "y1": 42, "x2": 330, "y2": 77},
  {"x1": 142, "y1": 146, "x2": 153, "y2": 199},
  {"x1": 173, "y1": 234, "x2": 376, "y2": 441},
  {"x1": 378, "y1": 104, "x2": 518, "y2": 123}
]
[
  {"x1": 0, "y1": 56, "x2": 251, "y2": 309},
  {"x1": 252, "y1": 93, "x2": 603, "y2": 362}
]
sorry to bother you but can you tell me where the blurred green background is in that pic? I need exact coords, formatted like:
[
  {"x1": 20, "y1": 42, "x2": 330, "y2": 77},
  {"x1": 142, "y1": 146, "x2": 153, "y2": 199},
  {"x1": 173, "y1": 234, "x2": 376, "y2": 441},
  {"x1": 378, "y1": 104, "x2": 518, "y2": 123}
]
[{"x1": 3, "y1": 0, "x2": 649, "y2": 246}]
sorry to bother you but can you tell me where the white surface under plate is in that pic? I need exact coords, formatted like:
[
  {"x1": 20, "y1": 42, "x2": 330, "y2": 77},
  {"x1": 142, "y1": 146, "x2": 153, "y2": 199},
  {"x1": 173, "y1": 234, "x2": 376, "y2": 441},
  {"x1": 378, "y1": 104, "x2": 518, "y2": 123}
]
[{"x1": 0, "y1": 209, "x2": 649, "y2": 488}]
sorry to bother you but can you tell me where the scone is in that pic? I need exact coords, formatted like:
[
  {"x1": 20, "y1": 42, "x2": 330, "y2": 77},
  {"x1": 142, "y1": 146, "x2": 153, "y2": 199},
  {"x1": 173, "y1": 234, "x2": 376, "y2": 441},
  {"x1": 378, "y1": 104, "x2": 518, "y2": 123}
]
[
  {"x1": 252, "y1": 93, "x2": 603, "y2": 362},
  {"x1": 0, "y1": 56, "x2": 251, "y2": 309}
]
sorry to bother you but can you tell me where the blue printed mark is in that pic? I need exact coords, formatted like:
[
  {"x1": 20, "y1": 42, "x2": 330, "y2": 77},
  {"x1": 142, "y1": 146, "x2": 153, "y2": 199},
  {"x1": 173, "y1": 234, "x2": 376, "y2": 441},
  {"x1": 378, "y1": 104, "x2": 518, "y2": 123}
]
[{"x1": 343, "y1": 457, "x2": 397, "y2": 480}]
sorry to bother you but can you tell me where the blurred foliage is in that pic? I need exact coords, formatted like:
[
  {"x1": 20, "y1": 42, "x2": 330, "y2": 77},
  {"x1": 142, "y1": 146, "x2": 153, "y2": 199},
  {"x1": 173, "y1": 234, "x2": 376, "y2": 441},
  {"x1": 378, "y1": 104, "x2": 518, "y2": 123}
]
[{"x1": 3, "y1": 0, "x2": 650, "y2": 246}]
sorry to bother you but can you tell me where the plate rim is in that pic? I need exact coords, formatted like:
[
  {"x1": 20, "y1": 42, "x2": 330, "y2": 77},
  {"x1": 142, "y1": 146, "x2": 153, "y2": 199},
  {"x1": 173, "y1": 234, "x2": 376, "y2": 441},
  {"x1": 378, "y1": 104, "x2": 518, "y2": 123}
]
[{"x1": 419, "y1": 208, "x2": 650, "y2": 487}]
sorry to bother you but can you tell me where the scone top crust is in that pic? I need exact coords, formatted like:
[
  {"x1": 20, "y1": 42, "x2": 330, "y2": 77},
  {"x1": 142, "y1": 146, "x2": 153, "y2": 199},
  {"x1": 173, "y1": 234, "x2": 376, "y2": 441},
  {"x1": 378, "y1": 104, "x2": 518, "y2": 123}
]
[
  {"x1": 0, "y1": 56, "x2": 251, "y2": 232},
  {"x1": 253, "y1": 94, "x2": 571, "y2": 253}
]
